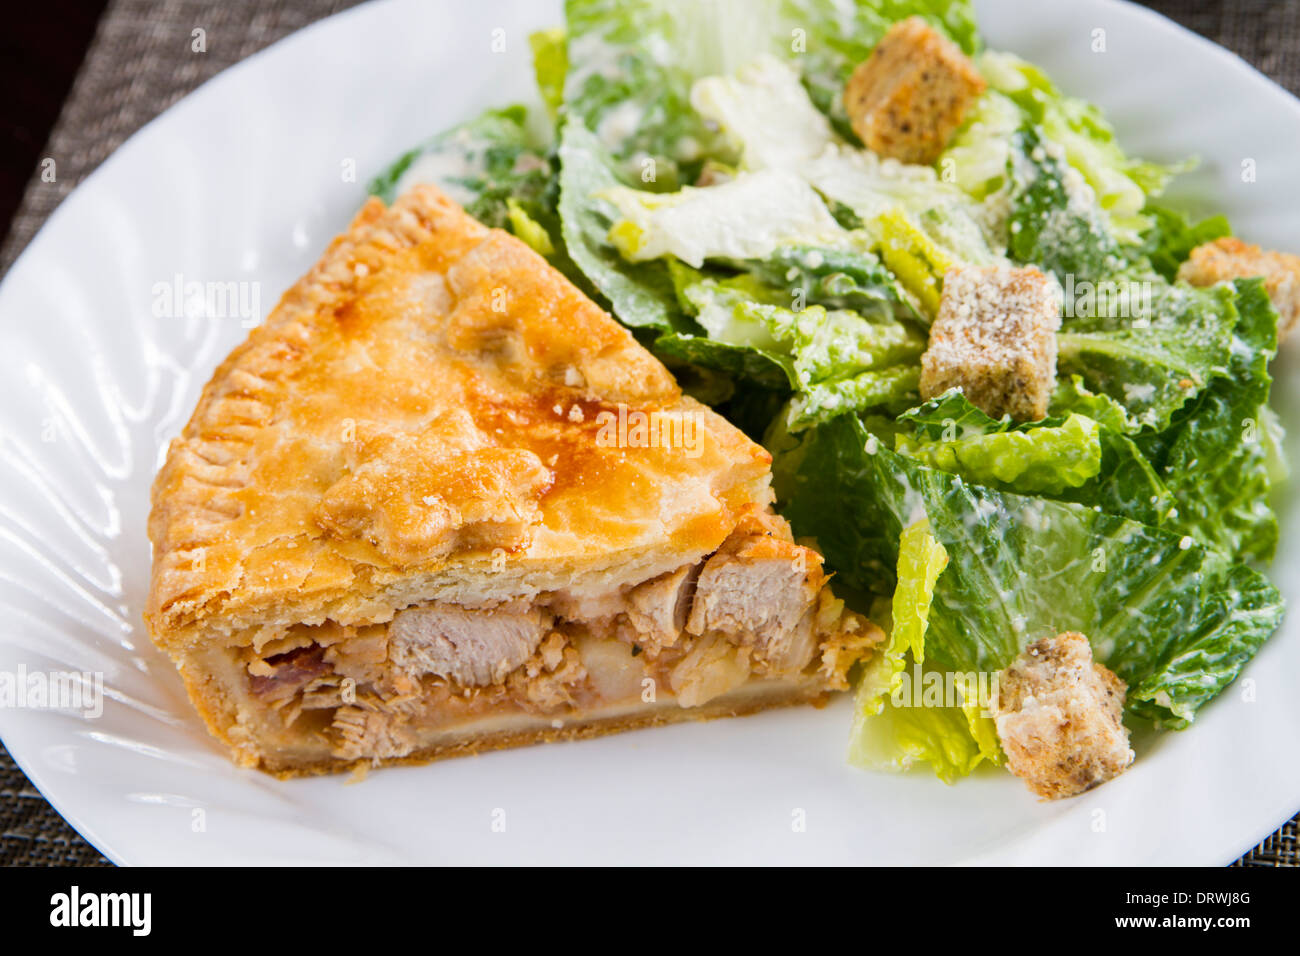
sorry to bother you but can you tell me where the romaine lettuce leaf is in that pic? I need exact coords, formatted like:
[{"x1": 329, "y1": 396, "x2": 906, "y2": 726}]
[
  {"x1": 848, "y1": 698, "x2": 992, "y2": 783},
  {"x1": 849, "y1": 519, "x2": 996, "y2": 783},
  {"x1": 777, "y1": 413, "x2": 1284, "y2": 729},
  {"x1": 690, "y1": 54, "x2": 836, "y2": 171},
  {"x1": 730, "y1": 243, "x2": 918, "y2": 321},
  {"x1": 1140, "y1": 205, "x2": 1232, "y2": 283},
  {"x1": 894, "y1": 392, "x2": 1103, "y2": 495},
  {"x1": 939, "y1": 90, "x2": 1022, "y2": 199},
  {"x1": 1050, "y1": 374, "x2": 1138, "y2": 433},
  {"x1": 506, "y1": 198, "x2": 555, "y2": 255},
  {"x1": 563, "y1": 0, "x2": 980, "y2": 178},
  {"x1": 600, "y1": 169, "x2": 844, "y2": 267},
  {"x1": 1141, "y1": 278, "x2": 1283, "y2": 563},
  {"x1": 1006, "y1": 125, "x2": 1125, "y2": 283},
  {"x1": 368, "y1": 105, "x2": 551, "y2": 229},
  {"x1": 370, "y1": 106, "x2": 596, "y2": 288},
  {"x1": 853, "y1": 518, "x2": 949, "y2": 718},
  {"x1": 563, "y1": 0, "x2": 787, "y2": 186},
  {"x1": 868, "y1": 206, "x2": 1001, "y2": 319},
  {"x1": 981, "y1": 50, "x2": 1184, "y2": 234},
  {"x1": 1056, "y1": 279, "x2": 1239, "y2": 432},
  {"x1": 530, "y1": 28, "x2": 569, "y2": 122},
  {"x1": 898, "y1": 389, "x2": 1171, "y2": 527},
  {"x1": 805, "y1": 142, "x2": 985, "y2": 222},
  {"x1": 557, "y1": 119, "x2": 684, "y2": 329},
  {"x1": 656, "y1": 264, "x2": 925, "y2": 428}
]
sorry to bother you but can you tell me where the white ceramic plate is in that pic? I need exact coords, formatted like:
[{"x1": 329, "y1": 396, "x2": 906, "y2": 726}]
[{"x1": 1, "y1": 0, "x2": 1298, "y2": 866}]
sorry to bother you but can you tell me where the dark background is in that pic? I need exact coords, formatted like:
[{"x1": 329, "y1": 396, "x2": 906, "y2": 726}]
[
  {"x1": 0, "y1": 0, "x2": 1296, "y2": 867},
  {"x1": 0, "y1": 1, "x2": 109, "y2": 241}
]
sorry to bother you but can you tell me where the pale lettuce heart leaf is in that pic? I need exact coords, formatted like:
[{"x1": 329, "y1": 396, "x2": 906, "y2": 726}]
[
  {"x1": 690, "y1": 54, "x2": 836, "y2": 171},
  {"x1": 804, "y1": 144, "x2": 982, "y2": 223},
  {"x1": 938, "y1": 90, "x2": 1022, "y2": 199},
  {"x1": 529, "y1": 28, "x2": 569, "y2": 122},
  {"x1": 848, "y1": 687, "x2": 991, "y2": 783},
  {"x1": 599, "y1": 168, "x2": 844, "y2": 267},
  {"x1": 848, "y1": 519, "x2": 999, "y2": 783}
]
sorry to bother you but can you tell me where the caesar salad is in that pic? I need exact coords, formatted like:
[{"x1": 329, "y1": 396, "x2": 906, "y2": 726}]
[{"x1": 366, "y1": 0, "x2": 1291, "y2": 798}]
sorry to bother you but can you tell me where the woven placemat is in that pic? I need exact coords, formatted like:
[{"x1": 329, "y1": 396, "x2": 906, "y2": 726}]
[{"x1": 0, "y1": 0, "x2": 1297, "y2": 867}]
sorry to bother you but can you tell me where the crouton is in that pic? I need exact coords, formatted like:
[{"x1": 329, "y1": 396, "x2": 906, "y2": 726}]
[
  {"x1": 992, "y1": 632, "x2": 1134, "y2": 800},
  {"x1": 1177, "y1": 236, "x2": 1300, "y2": 342},
  {"x1": 920, "y1": 264, "x2": 1061, "y2": 421},
  {"x1": 844, "y1": 16, "x2": 986, "y2": 165}
]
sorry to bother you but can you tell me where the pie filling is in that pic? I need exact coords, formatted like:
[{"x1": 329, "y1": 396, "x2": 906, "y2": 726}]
[{"x1": 232, "y1": 511, "x2": 878, "y2": 764}]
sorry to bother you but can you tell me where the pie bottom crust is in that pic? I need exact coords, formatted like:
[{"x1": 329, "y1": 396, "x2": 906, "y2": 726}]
[{"x1": 176, "y1": 647, "x2": 830, "y2": 778}]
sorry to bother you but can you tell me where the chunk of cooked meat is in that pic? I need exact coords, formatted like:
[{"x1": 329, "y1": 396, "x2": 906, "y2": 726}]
[
  {"x1": 992, "y1": 632, "x2": 1134, "y2": 800},
  {"x1": 685, "y1": 508, "x2": 823, "y2": 674},
  {"x1": 245, "y1": 508, "x2": 883, "y2": 761},
  {"x1": 387, "y1": 602, "x2": 550, "y2": 686},
  {"x1": 505, "y1": 631, "x2": 588, "y2": 714},
  {"x1": 623, "y1": 564, "x2": 698, "y2": 653},
  {"x1": 332, "y1": 705, "x2": 420, "y2": 762},
  {"x1": 248, "y1": 645, "x2": 330, "y2": 703}
]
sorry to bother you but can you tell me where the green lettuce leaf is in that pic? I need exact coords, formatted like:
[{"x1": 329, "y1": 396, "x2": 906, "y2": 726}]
[
  {"x1": 656, "y1": 264, "x2": 925, "y2": 427},
  {"x1": 730, "y1": 243, "x2": 918, "y2": 320},
  {"x1": 981, "y1": 50, "x2": 1184, "y2": 234},
  {"x1": 1140, "y1": 205, "x2": 1232, "y2": 283},
  {"x1": 1006, "y1": 125, "x2": 1125, "y2": 283},
  {"x1": 894, "y1": 391, "x2": 1103, "y2": 495},
  {"x1": 777, "y1": 413, "x2": 1285, "y2": 729},
  {"x1": 1055, "y1": 279, "x2": 1238, "y2": 432},
  {"x1": 368, "y1": 105, "x2": 551, "y2": 229},
  {"x1": 1140, "y1": 278, "x2": 1283, "y2": 563},
  {"x1": 557, "y1": 119, "x2": 683, "y2": 329},
  {"x1": 1050, "y1": 374, "x2": 1138, "y2": 433},
  {"x1": 562, "y1": 0, "x2": 782, "y2": 186},
  {"x1": 899, "y1": 389, "x2": 1172, "y2": 527}
]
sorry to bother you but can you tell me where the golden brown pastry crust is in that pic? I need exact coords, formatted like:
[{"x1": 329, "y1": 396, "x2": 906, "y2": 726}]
[{"x1": 145, "y1": 185, "x2": 773, "y2": 652}]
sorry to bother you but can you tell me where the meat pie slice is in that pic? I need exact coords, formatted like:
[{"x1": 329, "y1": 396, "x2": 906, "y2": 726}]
[{"x1": 145, "y1": 184, "x2": 881, "y2": 776}]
